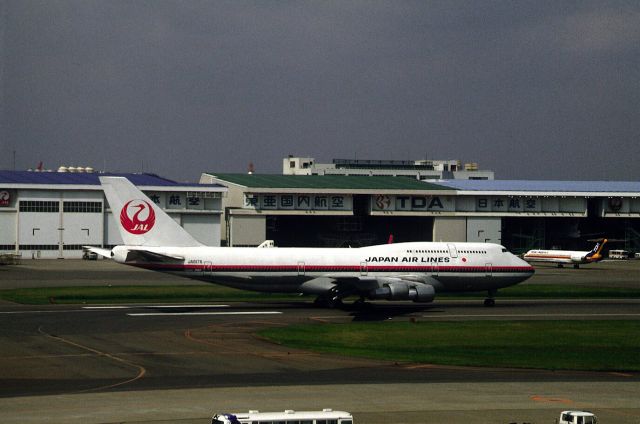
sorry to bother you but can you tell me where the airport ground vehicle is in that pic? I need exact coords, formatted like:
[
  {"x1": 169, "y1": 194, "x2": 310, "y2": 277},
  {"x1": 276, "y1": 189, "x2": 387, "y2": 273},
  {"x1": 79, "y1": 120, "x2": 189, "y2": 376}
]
[
  {"x1": 609, "y1": 249, "x2": 629, "y2": 259},
  {"x1": 211, "y1": 409, "x2": 353, "y2": 424},
  {"x1": 557, "y1": 410, "x2": 597, "y2": 424}
]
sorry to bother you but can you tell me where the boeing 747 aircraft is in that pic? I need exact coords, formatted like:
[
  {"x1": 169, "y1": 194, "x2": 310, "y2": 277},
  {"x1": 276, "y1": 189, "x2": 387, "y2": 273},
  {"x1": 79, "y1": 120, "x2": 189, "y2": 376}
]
[
  {"x1": 523, "y1": 239, "x2": 607, "y2": 269},
  {"x1": 88, "y1": 177, "x2": 534, "y2": 307}
]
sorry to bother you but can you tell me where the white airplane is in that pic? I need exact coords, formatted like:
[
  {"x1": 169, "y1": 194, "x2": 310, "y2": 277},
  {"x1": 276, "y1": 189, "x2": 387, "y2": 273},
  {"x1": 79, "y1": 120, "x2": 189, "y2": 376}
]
[
  {"x1": 88, "y1": 177, "x2": 534, "y2": 307},
  {"x1": 523, "y1": 239, "x2": 607, "y2": 269}
]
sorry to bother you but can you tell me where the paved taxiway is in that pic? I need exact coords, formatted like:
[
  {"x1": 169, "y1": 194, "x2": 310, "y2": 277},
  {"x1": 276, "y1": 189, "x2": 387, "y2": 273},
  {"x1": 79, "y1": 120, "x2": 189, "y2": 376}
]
[{"x1": 1, "y1": 259, "x2": 639, "y2": 423}]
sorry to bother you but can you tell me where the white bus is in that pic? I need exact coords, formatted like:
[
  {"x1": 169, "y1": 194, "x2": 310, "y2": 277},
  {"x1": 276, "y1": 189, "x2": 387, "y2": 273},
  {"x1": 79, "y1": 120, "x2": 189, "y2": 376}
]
[
  {"x1": 212, "y1": 409, "x2": 353, "y2": 424},
  {"x1": 609, "y1": 249, "x2": 629, "y2": 259}
]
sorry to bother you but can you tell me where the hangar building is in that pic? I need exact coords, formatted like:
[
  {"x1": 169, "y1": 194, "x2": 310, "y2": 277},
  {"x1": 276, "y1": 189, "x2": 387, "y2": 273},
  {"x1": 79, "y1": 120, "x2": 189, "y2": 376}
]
[
  {"x1": 3, "y1": 167, "x2": 638, "y2": 257},
  {"x1": 0, "y1": 170, "x2": 226, "y2": 259},
  {"x1": 432, "y1": 179, "x2": 640, "y2": 253},
  {"x1": 200, "y1": 172, "x2": 640, "y2": 254},
  {"x1": 200, "y1": 173, "x2": 458, "y2": 247}
]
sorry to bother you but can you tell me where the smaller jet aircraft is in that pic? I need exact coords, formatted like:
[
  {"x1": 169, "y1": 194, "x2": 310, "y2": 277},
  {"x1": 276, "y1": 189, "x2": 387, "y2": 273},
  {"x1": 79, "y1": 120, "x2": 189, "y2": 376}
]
[{"x1": 523, "y1": 239, "x2": 607, "y2": 268}]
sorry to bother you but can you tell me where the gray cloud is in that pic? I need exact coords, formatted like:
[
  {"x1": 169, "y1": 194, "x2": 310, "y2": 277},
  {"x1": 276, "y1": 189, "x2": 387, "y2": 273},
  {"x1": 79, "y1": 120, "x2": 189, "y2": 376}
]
[{"x1": 1, "y1": 0, "x2": 639, "y2": 181}]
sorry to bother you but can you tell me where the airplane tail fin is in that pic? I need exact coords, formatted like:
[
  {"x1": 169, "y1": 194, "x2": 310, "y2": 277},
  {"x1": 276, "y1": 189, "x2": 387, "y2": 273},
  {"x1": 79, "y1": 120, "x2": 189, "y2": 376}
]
[
  {"x1": 585, "y1": 238, "x2": 607, "y2": 261},
  {"x1": 100, "y1": 176, "x2": 202, "y2": 247}
]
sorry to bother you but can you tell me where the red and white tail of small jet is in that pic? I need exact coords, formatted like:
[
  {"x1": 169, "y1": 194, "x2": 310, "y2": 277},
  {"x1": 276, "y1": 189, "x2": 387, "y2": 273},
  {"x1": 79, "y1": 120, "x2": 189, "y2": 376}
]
[
  {"x1": 87, "y1": 177, "x2": 534, "y2": 307},
  {"x1": 523, "y1": 239, "x2": 608, "y2": 269}
]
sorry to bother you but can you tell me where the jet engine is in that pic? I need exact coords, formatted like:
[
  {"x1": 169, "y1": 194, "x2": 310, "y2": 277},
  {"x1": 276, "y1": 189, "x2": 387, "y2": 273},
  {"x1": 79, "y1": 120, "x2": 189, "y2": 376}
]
[{"x1": 369, "y1": 281, "x2": 435, "y2": 303}]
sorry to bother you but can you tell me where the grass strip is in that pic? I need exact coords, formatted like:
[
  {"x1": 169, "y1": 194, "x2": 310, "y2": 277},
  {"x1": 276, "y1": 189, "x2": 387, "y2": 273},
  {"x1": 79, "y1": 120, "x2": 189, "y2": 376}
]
[
  {"x1": 259, "y1": 320, "x2": 640, "y2": 371},
  {"x1": 1, "y1": 284, "x2": 639, "y2": 305}
]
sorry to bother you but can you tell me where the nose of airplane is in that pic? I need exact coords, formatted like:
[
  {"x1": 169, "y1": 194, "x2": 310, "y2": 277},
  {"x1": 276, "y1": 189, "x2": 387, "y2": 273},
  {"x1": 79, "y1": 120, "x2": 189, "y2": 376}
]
[{"x1": 513, "y1": 252, "x2": 535, "y2": 273}]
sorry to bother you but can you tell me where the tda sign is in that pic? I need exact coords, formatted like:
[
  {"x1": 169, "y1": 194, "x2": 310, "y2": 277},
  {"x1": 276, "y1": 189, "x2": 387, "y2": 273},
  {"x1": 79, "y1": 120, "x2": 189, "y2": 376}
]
[{"x1": 373, "y1": 194, "x2": 452, "y2": 212}]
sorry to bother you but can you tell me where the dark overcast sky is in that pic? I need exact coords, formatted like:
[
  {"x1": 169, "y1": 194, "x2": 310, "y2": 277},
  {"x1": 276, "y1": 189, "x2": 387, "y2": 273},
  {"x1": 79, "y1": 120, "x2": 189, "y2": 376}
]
[{"x1": 1, "y1": 0, "x2": 639, "y2": 181}]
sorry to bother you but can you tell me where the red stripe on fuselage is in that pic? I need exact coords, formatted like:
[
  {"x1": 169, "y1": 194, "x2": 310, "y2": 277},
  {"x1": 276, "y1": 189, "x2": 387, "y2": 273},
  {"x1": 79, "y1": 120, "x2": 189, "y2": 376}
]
[
  {"x1": 524, "y1": 254, "x2": 572, "y2": 260},
  {"x1": 132, "y1": 263, "x2": 534, "y2": 273}
]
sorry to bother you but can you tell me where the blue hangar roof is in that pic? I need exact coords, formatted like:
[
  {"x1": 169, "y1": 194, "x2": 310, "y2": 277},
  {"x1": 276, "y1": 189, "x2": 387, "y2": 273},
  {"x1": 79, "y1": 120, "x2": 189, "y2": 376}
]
[
  {"x1": 430, "y1": 180, "x2": 640, "y2": 193},
  {"x1": 0, "y1": 171, "x2": 223, "y2": 189}
]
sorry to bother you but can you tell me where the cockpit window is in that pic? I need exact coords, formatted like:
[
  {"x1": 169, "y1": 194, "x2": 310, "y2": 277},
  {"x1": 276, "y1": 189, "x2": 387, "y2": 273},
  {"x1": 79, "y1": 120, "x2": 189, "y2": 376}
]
[{"x1": 502, "y1": 248, "x2": 507, "y2": 252}]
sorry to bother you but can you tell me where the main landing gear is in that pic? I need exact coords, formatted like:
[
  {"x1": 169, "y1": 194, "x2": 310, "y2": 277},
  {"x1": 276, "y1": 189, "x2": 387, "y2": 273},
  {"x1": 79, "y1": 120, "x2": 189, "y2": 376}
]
[
  {"x1": 484, "y1": 289, "x2": 496, "y2": 307},
  {"x1": 313, "y1": 294, "x2": 344, "y2": 309}
]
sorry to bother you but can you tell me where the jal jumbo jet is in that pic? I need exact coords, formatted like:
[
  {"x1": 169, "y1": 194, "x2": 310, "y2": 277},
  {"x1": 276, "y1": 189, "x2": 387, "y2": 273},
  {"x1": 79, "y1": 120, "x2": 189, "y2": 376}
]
[
  {"x1": 523, "y1": 239, "x2": 607, "y2": 269},
  {"x1": 88, "y1": 177, "x2": 534, "y2": 307}
]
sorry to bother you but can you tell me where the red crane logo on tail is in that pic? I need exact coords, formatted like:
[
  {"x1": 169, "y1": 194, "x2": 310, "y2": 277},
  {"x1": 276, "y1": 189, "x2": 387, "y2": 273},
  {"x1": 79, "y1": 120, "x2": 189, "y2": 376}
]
[{"x1": 120, "y1": 200, "x2": 156, "y2": 234}]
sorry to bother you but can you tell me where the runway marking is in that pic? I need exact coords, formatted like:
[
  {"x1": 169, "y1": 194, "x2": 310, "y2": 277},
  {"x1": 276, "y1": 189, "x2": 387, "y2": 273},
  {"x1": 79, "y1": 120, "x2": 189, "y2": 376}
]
[
  {"x1": 3, "y1": 351, "x2": 211, "y2": 360},
  {"x1": 421, "y1": 313, "x2": 640, "y2": 318},
  {"x1": 0, "y1": 309, "x2": 90, "y2": 314},
  {"x1": 82, "y1": 306, "x2": 129, "y2": 309},
  {"x1": 0, "y1": 304, "x2": 231, "y2": 314},
  {"x1": 141, "y1": 304, "x2": 229, "y2": 308},
  {"x1": 402, "y1": 364, "x2": 439, "y2": 369},
  {"x1": 127, "y1": 311, "x2": 282, "y2": 316},
  {"x1": 37, "y1": 326, "x2": 147, "y2": 393},
  {"x1": 185, "y1": 320, "x2": 311, "y2": 360},
  {"x1": 610, "y1": 371, "x2": 634, "y2": 377},
  {"x1": 531, "y1": 395, "x2": 573, "y2": 404},
  {"x1": 83, "y1": 304, "x2": 229, "y2": 309}
]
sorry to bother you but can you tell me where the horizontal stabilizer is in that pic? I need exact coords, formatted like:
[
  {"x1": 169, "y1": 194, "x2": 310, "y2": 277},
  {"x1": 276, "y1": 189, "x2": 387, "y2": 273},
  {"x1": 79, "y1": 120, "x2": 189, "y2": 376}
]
[
  {"x1": 124, "y1": 250, "x2": 185, "y2": 263},
  {"x1": 83, "y1": 246, "x2": 113, "y2": 258}
]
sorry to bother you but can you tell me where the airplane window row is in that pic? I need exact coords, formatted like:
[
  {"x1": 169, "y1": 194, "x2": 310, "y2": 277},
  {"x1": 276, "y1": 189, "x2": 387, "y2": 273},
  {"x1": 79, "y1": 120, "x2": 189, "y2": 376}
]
[{"x1": 459, "y1": 250, "x2": 487, "y2": 254}]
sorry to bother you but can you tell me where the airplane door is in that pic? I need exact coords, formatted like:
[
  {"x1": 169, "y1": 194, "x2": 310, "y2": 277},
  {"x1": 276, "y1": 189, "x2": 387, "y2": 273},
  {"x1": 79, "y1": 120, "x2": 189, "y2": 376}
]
[
  {"x1": 432, "y1": 264, "x2": 438, "y2": 277},
  {"x1": 204, "y1": 261, "x2": 212, "y2": 275},
  {"x1": 297, "y1": 261, "x2": 305, "y2": 276},
  {"x1": 485, "y1": 263, "x2": 492, "y2": 277},
  {"x1": 447, "y1": 244, "x2": 458, "y2": 258},
  {"x1": 360, "y1": 261, "x2": 368, "y2": 276}
]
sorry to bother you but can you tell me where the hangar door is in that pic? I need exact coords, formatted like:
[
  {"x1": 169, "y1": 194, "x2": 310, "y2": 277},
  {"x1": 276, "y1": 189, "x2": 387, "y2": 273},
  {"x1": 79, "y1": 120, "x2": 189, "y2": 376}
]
[
  {"x1": 0, "y1": 213, "x2": 16, "y2": 250},
  {"x1": 18, "y1": 198, "x2": 62, "y2": 258},
  {"x1": 182, "y1": 214, "x2": 220, "y2": 246},
  {"x1": 18, "y1": 197, "x2": 104, "y2": 258},
  {"x1": 62, "y1": 201, "x2": 103, "y2": 253},
  {"x1": 229, "y1": 215, "x2": 266, "y2": 247},
  {"x1": 467, "y1": 217, "x2": 501, "y2": 244}
]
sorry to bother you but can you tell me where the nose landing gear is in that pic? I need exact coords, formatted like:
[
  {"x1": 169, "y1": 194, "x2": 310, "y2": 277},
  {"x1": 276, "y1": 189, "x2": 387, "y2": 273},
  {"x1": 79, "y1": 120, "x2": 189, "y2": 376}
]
[{"x1": 484, "y1": 289, "x2": 496, "y2": 307}]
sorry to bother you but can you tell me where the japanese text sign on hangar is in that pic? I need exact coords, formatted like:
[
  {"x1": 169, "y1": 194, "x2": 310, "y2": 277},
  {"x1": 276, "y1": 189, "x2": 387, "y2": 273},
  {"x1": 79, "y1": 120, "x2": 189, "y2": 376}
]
[
  {"x1": 371, "y1": 194, "x2": 587, "y2": 216},
  {"x1": 243, "y1": 193, "x2": 353, "y2": 211}
]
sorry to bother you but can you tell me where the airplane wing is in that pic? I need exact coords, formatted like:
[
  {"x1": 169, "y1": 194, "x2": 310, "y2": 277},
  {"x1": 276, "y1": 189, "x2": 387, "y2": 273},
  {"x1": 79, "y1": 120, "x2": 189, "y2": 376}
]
[{"x1": 300, "y1": 275, "x2": 440, "y2": 303}]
